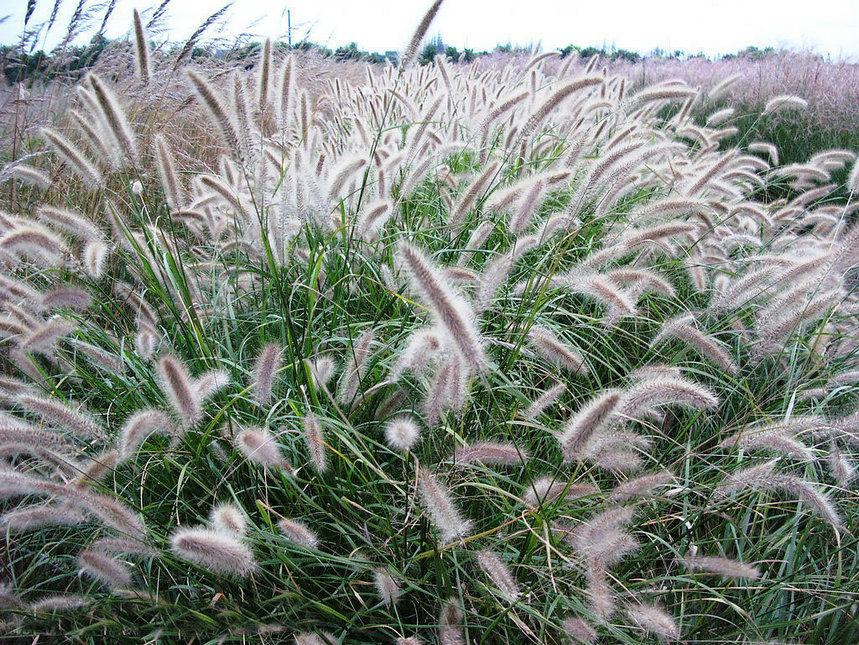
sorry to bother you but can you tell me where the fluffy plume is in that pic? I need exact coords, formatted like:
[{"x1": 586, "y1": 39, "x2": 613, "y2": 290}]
[
  {"x1": 118, "y1": 409, "x2": 174, "y2": 460},
  {"x1": 37, "y1": 205, "x2": 103, "y2": 242},
  {"x1": 303, "y1": 412, "x2": 328, "y2": 473},
  {"x1": 763, "y1": 95, "x2": 808, "y2": 115},
  {"x1": 78, "y1": 549, "x2": 132, "y2": 589},
  {"x1": 522, "y1": 476, "x2": 596, "y2": 508},
  {"x1": 90, "y1": 537, "x2": 158, "y2": 559},
  {"x1": 170, "y1": 527, "x2": 255, "y2": 576},
  {"x1": 561, "y1": 617, "x2": 597, "y2": 643},
  {"x1": 621, "y1": 377, "x2": 719, "y2": 418},
  {"x1": 252, "y1": 343, "x2": 282, "y2": 406},
  {"x1": 827, "y1": 441, "x2": 856, "y2": 485},
  {"x1": 716, "y1": 461, "x2": 841, "y2": 529},
  {"x1": 438, "y1": 598, "x2": 465, "y2": 645},
  {"x1": 154, "y1": 135, "x2": 182, "y2": 211},
  {"x1": 522, "y1": 381, "x2": 566, "y2": 420},
  {"x1": 29, "y1": 595, "x2": 92, "y2": 612},
  {"x1": 421, "y1": 350, "x2": 467, "y2": 426},
  {"x1": 608, "y1": 471, "x2": 674, "y2": 502},
  {"x1": 559, "y1": 390, "x2": 622, "y2": 459},
  {"x1": 568, "y1": 507, "x2": 638, "y2": 566},
  {"x1": 681, "y1": 554, "x2": 760, "y2": 579},
  {"x1": 521, "y1": 76, "x2": 604, "y2": 139},
  {"x1": 400, "y1": 0, "x2": 445, "y2": 69},
  {"x1": 16, "y1": 392, "x2": 105, "y2": 441},
  {"x1": 585, "y1": 561, "x2": 615, "y2": 621},
  {"x1": 559, "y1": 272, "x2": 638, "y2": 322},
  {"x1": 10, "y1": 164, "x2": 50, "y2": 189},
  {"x1": 186, "y1": 70, "x2": 243, "y2": 162},
  {"x1": 83, "y1": 240, "x2": 108, "y2": 277},
  {"x1": 476, "y1": 550, "x2": 519, "y2": 603},
  {"x1": 74, "y1": 490, "x2": 147, "y2": 539},
  {"x1": 717, "y1": 424, "x2": 815, "y2": 461},
  {"x1": 42, "y1": 128, "x2": 103, "y2": 189},
  {"x1": 294, "y1": 633, "x2": 337, "y2": 645},
  {"x1": 236, "y1": 427, "x2": 295, "y2": 475},
  {"x1": 449, "y1": 161, "x2": 501, "y2": 225},
  {"x1": 337, "y1": 328, "x2": 375, "y2": 405},
  {"x1": 453, "y1": 441, "x2": 527, "y2": 466},
  {"x1": 210, "y1": 503, "x2": 247, "y2": 535},
  {"x1": 277, "y1": 518, "x2": 319, "y2": 549},
  {"x1": 73, "y1": 340, "x2": 121, "y2": 373},
  {"x1": 87, "y1": 74, "x2": 138, "y2": 163},
  {"x1": 20, "y1": 316, "x2": 76, "y2": 355},
  {"x1": 417, "y1": 467, "x2": 472, "y2": 542},
  {"x1": 652, "y1": 314, "x2": 738, "y2": 375},
  {"x1": 0, "y1": 223, "x2": 68, "y2": 267},
  {"x1": 156, "y1": 354, "x2": 201, "y2": 426},
  {"x1": 193, "y1": 370, "x2": 230, "y2": 403},
  {"x1": 384, "y1": 415, "x2": 421, "y2": 452},
  {"x1": 0, "y1": 503, "x2": 86, "y2": 532},
  {"x1": 308, "y1": 355, "x2": 337, "y2": 390},
  {"x1": 398, "y1": 241, "x2": 487, "y2": 371},
  {"x1": 373, "y1": 569, "x2": 402, "y2": 606},
  {"x1": 625, "y1": 602, "x2": 680, "y2": 641},
  {"x1": 132, "y1": 9, "x2": 151, "y2": 83},
  {"x1": 527, "y1": 325, "x2": 588, "y2": 375}
]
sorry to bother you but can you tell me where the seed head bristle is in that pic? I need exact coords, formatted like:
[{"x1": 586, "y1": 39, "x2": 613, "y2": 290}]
[
  {"x1": 42, "y1": 128, "x2": 103, "y2": 189},
  {"x1": 118, "y1": 409, "x2": 174, "y2": 460},
  {"x1": 625, "y1": 602, "x2": 680, "y2": 641},
  {"x1": 303, "y1": 412, "x2": 328, "y2": 473},
  {"x1": 417, "y1": 466, "x2": 472, "y2": 542},
  {"x1": 453, "y1": 441, "x2": 526, "y2": 466},
  {"x1": 156, "y1": 354, "x2": 201, "y2": 427},
  {"x1": 438, "y1": 597, "x2": 465, "y2": 645},
  {"x1": 87, "y1": 73, "x2": 139, "y2": 163},
  {"x1": 681, "y1": 554, "x2": 760, "y2": 580},
  {"x1": 561, "y1": 617, "x2": 597, "y2": 643},
  {"x1": 476, "y1": 550, "x2": 519, "y2": 603},
  {"x1": 252, "y1": 343, "x2": 282, "y2": 406},
  {"x1": 559, "y1": 390, "x2": 622, "y2": 460},
  {"x1": 210, "y1": 503, "x2": 247, "y2": 535},
  {"x1": 277, "y1": 518, "x2": 319, "y2": 549},
  {"x1": 608, "y1": 470, "x2": 674, "y2": 502},
  {"x1": 373, "y1": 568, "x2": 402, "y2": 606},
  {"x1": 236, "y1": 427, "x2": 292, "y2": 473},
  {"x1": 527, "y1": 325, "x2": 588, "y2": 375},
  {"x1": 78, "y1": 549, "x2": 133, "y2": 589},
  {"x1": 384, "y1": 415, "x2": 421, "y2": 452},
  {"x1": 522, "y1": 381, "x2": 566, "y2": 420},
  {"x1": 132, "y1": 9, "x2": 151, "y2": 84},
  {"x1": 400, "y1": 0, "x2": 445, "y2": 70},
  {"x1": 170, "y1": 527, "x2": 255, "y2": 576},
  {"x1": 398, "y1": 241, "x2": 487, "y2": 372}
]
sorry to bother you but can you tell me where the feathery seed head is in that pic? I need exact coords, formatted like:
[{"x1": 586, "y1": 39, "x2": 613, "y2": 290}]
[
  {"x1": 476, "y1": 550, "x2": 519, "y2": 603},
  {"x1": 384, "y1": 415, "x2": 421, "y2": 452},
  {"x1": 417, "y1": 467, "x2": 472, "y2": 542},
  {"x1": 210, "y1": 503, "x2": 247, "y2": 535},
  {"x1": 78, "y1": 549, "x2": 132, "y2": 589},
  {"x1": 252, "y1": 343, "x2": 282, "y2": 406},
  {"x1": 373, "y1": 568, "x2": 402, "y2": 606},
  {"x1": 398, "y1": 241, "x2": 487, "y2": 372},
  {"x1": 170, "y1": 527, "x2": 255, "y2": 576},
  {"x1": 277, "y1": 518, "x2": 319, "y2": 549},
  {"x1": 156, "y1": 354, "x2": 201, "y2": 427}
]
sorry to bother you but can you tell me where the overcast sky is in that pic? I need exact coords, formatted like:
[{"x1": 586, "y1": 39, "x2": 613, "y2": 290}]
[{"x1": 2, "y1": 0, "x2": 858, "y2": 60}]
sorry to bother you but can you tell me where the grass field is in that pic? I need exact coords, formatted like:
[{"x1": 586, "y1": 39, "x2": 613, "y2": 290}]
[{"x1": 0, "y1": 3, "x2": 858, "y2": 644}]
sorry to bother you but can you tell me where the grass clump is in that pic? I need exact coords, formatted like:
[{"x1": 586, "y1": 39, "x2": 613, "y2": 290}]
[{"x1": 0, "y1": 7, "x2": 858, "y2": 645}]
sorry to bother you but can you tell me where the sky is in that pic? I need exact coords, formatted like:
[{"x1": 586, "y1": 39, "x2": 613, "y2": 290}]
[{"x1": 2, "y1": 0, "x2": 859, "y2": 60}]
